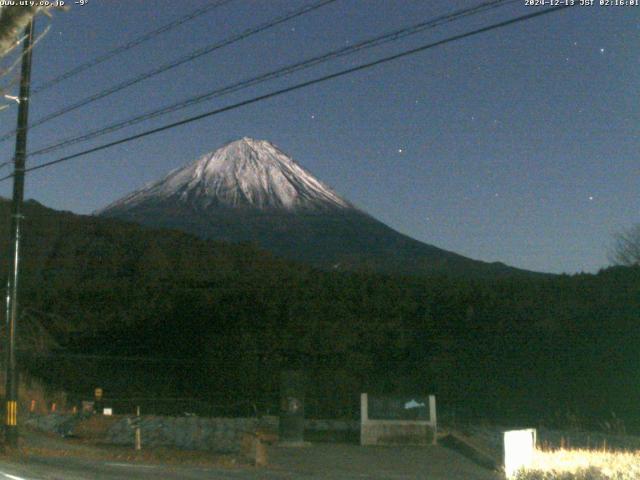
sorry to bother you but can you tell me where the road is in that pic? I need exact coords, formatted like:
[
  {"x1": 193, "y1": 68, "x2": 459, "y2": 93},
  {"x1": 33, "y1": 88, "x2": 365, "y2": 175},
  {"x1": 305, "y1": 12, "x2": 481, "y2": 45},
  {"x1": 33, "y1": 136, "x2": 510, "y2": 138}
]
[{"x1": 0, "y1": 443, "x2": 503, "y2": 480}]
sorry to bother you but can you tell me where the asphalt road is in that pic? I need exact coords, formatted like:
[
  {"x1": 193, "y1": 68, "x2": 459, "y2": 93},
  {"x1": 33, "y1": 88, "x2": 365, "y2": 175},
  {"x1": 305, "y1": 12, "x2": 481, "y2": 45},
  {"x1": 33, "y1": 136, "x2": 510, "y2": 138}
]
[{"x1": 0, "y1": 443, "x2": 503, "y2": 480}]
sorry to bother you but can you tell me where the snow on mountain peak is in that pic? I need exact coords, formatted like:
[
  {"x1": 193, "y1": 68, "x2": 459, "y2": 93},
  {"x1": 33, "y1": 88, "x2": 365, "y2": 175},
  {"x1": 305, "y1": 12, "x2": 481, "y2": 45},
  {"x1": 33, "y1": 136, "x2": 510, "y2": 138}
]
[{"x1": 100, "y1": 138, "x2": 353, "y2": 213}]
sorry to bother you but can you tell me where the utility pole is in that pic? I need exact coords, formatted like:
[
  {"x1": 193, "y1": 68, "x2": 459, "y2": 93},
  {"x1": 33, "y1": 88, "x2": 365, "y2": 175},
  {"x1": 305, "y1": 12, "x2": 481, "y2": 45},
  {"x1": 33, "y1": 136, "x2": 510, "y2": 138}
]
[{"x1": 4, "y1": 17, "x2": 35, "y2": 448}]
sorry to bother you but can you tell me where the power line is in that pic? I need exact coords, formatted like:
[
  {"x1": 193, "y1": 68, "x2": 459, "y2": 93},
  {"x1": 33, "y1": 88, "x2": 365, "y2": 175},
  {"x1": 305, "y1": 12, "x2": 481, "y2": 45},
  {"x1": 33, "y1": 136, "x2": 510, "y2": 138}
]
[
  {"x1": 31, "y1": 0, "x2": 238, "y2": 95},
  {"x1": 0, "y1": 0, "x2": 338, "y2": 144},
  {"x1": 0, "y1": 5, "x2": 572, "y2": 183},
  {"x1": 29, "y1": 0, "x2": 519, "y2": 158}
]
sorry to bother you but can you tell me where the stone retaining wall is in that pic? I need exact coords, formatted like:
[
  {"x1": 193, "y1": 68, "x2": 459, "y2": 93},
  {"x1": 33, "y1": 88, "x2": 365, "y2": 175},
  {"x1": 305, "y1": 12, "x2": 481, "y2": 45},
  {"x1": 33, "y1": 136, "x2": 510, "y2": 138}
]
[
  {"x1": 25, "y1": 414, "x2": 359, "y2": 452},
  {"x1": 105, "y1": 416, "x2": 260, "y2": 452}
]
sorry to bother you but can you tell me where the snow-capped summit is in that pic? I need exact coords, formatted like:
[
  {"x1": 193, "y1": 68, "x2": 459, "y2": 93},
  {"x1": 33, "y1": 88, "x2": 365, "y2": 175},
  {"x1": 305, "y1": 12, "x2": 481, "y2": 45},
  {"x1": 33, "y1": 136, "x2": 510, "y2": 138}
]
[
  {"x1": 99, "y1": 137, "x2": 538, "y2": 278},
  {"x1": 100, "y1": 138, "x2": 352, "y2": 213}
]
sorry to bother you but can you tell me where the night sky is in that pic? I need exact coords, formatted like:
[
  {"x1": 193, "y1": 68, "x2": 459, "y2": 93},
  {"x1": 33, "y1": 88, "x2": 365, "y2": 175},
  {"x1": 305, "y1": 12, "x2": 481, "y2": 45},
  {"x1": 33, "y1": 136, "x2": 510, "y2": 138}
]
[{"x1": 0, "y1": 0, "x2": 637, "y2": 274}]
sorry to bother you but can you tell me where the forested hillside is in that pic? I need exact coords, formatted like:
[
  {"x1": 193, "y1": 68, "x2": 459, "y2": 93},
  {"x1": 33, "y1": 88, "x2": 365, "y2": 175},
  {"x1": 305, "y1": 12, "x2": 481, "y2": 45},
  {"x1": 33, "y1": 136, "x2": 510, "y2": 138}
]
[{"x1": 2, "y1": 199, "x2": 639, "y2": 431}]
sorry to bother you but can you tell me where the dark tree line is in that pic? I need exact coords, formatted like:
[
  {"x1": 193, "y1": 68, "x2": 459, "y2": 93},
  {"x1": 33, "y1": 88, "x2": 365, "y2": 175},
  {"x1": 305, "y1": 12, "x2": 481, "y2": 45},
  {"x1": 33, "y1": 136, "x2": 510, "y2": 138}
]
[{"x1": 2, "y1": 200, "x2": 640, "y2": 431}]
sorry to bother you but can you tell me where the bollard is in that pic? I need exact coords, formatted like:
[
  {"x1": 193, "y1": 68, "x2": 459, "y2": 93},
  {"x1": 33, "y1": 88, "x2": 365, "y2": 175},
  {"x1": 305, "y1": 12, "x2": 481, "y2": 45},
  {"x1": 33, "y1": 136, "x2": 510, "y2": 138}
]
[{"x1": 135, "y1": 406, "x2": 142, "y2": 451}]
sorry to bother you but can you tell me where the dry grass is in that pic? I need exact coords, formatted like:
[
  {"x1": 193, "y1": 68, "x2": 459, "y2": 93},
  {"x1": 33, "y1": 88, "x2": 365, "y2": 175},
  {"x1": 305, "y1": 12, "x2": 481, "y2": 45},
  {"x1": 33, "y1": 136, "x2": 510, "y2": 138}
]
[
  {"x1": 18, "y1": 378, "x2": 67, "y2": 415},
  {"x1": 0, "y1": 370, "x2": 68, "y2": 415},
  {"x1": 515, "y1": 448, "x2": 640, "y2": 480}
]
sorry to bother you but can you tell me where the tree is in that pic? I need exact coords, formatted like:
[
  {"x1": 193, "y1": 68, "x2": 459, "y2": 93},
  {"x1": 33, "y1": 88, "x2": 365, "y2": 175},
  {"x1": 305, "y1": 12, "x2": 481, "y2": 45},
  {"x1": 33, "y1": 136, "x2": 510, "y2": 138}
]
[
  {"x1": 0, "y1": 5, "x2": 65, "y2": 111},
  {"x1": 0, "y1": 6, "x2": 39, "y2": 58},
  {"x1": 0, "y1": 6, "x2": 40, "y2": 112},
  {"x1": 610, "y1": 225, "x2": 640, "y2": 266}
]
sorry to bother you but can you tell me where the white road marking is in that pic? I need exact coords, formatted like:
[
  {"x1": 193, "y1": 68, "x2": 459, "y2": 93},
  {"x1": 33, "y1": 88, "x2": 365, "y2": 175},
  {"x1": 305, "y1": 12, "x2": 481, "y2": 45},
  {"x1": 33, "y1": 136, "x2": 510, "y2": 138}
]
[
  {"x1": 1, "y1": 471, "x2": 30, "y2": 480},
  {"x1": 105, "y1": 463, "x2": 158, "y2": 469}
]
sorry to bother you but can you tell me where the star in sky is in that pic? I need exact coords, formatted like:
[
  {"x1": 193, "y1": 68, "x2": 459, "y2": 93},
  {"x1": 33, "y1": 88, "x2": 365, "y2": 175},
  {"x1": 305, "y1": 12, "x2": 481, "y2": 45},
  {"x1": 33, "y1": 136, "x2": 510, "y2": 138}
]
[{"x1": 12, "y1": 1, "x2": 634, "y2": 275}]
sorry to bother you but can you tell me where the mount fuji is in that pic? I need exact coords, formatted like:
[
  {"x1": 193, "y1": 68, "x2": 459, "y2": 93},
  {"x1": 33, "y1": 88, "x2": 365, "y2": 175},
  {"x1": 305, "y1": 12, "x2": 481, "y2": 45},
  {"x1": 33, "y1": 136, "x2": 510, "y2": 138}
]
[{"x1": 98, "y1": 138, "x2": 536, "y2": 277}]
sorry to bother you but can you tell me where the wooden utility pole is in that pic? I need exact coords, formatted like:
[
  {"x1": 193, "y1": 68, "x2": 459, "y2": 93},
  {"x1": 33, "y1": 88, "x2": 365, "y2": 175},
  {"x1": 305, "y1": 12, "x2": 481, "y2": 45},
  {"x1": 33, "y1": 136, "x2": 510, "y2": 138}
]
[{"x1": 4, "y1": 16, "x2": 35, "y2": 448}]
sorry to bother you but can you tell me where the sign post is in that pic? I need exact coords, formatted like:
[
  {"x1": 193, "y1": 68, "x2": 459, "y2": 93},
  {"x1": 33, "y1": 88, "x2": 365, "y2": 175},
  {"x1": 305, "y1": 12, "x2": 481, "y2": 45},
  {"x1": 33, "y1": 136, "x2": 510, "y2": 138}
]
[
  {"x1": 503, "y1": 428, "x2": 536, "y2": 478},
  {"x1": 94, "y1": 387, "x2": 103, "y2": 414},
  {"x1": 279, "y1": 370, "x2": 305, "y2": 445}
]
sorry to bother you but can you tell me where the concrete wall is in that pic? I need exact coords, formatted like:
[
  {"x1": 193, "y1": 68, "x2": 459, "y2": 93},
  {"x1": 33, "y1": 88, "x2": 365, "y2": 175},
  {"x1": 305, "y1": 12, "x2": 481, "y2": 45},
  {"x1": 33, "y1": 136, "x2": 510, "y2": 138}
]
[
  {"x1": 360, "y1": 421, "x2": 434, "y2": 446},
  {"x1": 305, "y1": 418, "x2": 359, "y2": 432}
]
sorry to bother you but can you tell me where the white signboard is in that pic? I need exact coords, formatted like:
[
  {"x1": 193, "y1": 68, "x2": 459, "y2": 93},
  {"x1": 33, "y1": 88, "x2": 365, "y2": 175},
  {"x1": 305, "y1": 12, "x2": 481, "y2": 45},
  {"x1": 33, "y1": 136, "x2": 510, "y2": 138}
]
[{"x1": 503, "y1": 428, "x2": 536, "y2": 478}]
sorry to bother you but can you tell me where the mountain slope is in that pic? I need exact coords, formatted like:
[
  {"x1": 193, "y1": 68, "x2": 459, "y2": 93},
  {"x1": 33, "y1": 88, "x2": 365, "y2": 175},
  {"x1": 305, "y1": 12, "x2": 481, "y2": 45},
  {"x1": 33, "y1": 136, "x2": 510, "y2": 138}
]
[{"x1": 99, "y1": 137, "x2": 542, "y2": 277}]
